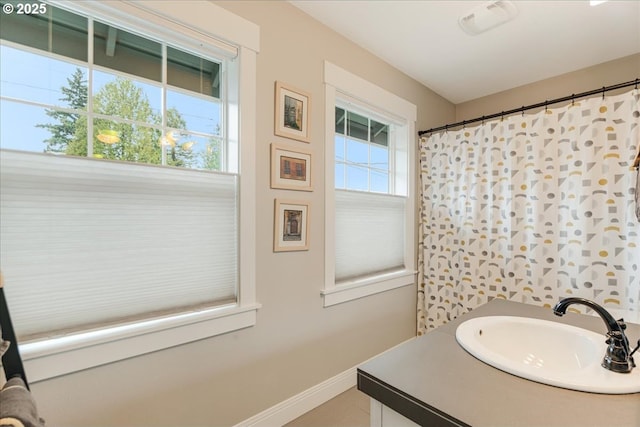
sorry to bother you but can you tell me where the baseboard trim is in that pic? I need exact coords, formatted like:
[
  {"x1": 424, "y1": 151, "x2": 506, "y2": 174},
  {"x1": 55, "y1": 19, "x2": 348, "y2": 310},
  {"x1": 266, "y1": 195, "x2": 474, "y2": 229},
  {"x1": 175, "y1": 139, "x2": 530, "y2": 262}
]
[
  {"x1": 234, "y1": 367, "x2": 355, "y2": 427},
  {"x1": 234, "y1": 337, "x2": 416, "y2": 427}
]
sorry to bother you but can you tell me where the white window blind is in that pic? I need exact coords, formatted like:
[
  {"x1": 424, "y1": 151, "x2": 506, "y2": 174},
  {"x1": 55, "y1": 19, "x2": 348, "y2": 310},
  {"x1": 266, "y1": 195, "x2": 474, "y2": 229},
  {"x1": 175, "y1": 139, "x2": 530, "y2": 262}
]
[
  {"x1": 334, "y1": 189, "x2": 406, "y2": 281},
  {"x1": 0, "y1": 150, "x2": 238, "y2": 340}
]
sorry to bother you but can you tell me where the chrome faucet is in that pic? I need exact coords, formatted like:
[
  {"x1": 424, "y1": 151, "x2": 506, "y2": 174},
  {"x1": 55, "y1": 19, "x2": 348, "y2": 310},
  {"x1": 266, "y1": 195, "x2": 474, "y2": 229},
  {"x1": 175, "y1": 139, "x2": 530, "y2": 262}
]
[{"x1": 552, "y1": 297, "x2": 636, "y2": 374}]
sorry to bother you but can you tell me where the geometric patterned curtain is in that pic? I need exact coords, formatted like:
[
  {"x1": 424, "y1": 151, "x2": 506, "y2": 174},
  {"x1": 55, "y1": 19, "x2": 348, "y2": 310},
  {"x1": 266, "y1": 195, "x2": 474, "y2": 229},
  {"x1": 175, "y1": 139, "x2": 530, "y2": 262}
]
[{"x1": 418, "y1": 88, "x2": 640, "y2": 334}]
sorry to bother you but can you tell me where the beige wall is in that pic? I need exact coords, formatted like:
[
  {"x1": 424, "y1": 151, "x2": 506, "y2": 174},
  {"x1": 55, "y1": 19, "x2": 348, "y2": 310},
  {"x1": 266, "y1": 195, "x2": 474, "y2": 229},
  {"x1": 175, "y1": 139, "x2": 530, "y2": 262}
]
[
  {"x1": 28, "y1": 2, "x2": 452, "y2": 426},
  {"x1": 456, "y1": 53, "x2": 639, "y2": 122}
]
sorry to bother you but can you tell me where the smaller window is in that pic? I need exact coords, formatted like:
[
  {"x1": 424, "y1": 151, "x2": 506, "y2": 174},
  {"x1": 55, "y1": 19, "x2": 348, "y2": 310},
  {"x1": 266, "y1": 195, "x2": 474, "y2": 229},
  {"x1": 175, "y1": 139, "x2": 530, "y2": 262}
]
[
  {"x1": 323, "y1": 61, "x2": 416, "y2": 307},
  {"x1": 334, "y1": 106, "x2": 403, "y2": 281},
  {"x1": 335, "y1": 106, "x2": 391, "y2": 194}
]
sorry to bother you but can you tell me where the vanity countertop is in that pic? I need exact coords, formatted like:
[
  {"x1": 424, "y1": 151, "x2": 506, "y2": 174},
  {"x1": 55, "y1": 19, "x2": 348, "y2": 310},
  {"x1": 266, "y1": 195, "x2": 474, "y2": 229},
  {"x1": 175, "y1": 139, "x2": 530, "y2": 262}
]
[{"x1": 357, "y1": 299, "x2": 640, "y2": 427}]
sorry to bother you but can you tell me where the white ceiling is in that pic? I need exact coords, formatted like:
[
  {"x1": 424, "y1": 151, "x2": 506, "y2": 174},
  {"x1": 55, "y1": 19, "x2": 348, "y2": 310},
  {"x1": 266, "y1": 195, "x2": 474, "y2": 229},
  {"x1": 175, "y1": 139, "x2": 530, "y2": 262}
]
[{"x1": 291, "y1": 0, "x2": 640, "y2": 104}]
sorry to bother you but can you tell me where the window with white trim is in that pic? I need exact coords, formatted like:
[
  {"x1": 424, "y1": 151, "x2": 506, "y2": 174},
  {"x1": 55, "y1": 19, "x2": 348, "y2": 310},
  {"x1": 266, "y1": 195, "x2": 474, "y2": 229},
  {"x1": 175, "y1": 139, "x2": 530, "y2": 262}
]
[
  {"x1": 323, "y1": 61, "x2": 416, "y2": 307},
  {"x1": 0, "y1": 0, "x2": 258, "y2": 381}
]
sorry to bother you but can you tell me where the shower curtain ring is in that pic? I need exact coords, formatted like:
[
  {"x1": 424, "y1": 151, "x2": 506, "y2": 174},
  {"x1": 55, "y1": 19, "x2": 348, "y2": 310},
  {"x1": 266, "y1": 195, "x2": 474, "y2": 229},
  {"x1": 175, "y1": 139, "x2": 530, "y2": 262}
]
[{"x1": 602, "y1": 87, "x2": 606, "y2": 100}]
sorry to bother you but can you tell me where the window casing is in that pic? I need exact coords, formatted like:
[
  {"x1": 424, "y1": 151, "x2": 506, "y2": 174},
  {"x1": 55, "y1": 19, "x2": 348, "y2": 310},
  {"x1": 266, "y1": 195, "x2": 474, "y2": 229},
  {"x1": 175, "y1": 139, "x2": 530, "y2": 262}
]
[
  {"x1": 0, "y1": 0, "x2": 259, "y2": 381},
  {"x1": 323, "y1": 61, "x2": 417, "y2": 306}
]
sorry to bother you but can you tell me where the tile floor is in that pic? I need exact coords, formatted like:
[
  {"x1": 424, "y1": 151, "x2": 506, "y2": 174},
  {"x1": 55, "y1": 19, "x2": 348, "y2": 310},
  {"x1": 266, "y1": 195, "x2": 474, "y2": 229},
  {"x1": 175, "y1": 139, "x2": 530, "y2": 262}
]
[{"x1": 284, "y1": 387, "x2": 370, "y2": 427}]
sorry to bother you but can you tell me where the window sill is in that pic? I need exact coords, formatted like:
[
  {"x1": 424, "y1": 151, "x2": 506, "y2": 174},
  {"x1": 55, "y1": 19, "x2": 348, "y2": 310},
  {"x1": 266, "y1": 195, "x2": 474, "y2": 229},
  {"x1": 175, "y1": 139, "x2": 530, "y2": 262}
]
[
  {"x1": 321, "y1": 270, "x2": 416, "y2": 307},
  {"x1": 20, "y1": 303, "x2": 261, "y2": 383}
]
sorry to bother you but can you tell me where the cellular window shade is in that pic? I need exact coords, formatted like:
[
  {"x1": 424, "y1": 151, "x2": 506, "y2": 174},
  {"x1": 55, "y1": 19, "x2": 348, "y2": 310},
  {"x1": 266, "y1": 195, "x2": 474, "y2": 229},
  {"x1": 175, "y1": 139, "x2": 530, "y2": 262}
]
[
  {"x1": 335, "y1": 190, "x2": 405, "y2": 281},
  {"x1": 0, "y1": 150, "x2": 238, "y2": 340}
]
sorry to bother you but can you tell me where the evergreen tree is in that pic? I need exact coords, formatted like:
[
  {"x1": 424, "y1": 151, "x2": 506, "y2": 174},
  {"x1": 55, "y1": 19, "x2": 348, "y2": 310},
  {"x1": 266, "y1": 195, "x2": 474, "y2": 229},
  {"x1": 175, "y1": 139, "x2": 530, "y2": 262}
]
[{"x1": 37, "y1": 68, "x2": 87, "y2": 153}]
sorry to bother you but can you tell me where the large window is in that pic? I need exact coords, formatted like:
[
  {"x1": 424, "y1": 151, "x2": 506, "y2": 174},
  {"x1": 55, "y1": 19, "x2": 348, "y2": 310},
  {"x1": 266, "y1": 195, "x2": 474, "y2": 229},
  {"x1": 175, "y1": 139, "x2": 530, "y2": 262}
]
[
  {"x1": 0, "y1": 0, "x2": 258, "y2": 381},
  {"x1": 1, "y1": 2, "x2": 224, "y2": 171},
  {"x1": 323, "y1": 61, "x2": 416, "y2": 306}
]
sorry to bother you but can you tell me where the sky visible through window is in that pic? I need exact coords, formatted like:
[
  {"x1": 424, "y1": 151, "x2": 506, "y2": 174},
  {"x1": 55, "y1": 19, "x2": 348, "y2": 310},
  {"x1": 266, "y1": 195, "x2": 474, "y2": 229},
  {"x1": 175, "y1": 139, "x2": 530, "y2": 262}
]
[
  {"x1": 335, "y1": 106, "x2": 391, "y2": 193},
  {"x1": 0, "y1": 44, "x2": 222, "y2": 169}
]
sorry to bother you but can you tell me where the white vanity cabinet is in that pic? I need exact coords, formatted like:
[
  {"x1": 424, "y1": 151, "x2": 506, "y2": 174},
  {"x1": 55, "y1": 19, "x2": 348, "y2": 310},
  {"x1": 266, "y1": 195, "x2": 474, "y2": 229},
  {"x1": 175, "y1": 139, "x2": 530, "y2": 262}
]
[{"x1": 370, "y1": 400, "x2": 419, "y2": 427}]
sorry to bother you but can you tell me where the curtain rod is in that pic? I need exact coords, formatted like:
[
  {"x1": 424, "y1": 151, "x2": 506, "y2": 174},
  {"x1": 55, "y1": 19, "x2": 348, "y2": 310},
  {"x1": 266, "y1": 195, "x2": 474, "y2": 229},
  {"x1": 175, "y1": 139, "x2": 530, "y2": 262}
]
[{"x1": 418, "y1": 78, "x2": 639, "y2": 137}]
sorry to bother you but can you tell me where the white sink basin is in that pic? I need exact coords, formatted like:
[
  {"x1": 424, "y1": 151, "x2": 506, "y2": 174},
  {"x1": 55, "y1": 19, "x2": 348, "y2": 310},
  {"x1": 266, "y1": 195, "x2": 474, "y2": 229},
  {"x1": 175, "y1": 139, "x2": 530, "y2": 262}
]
[{"x1": 455, "y1": 316, "x2": 640, "y2": 394}]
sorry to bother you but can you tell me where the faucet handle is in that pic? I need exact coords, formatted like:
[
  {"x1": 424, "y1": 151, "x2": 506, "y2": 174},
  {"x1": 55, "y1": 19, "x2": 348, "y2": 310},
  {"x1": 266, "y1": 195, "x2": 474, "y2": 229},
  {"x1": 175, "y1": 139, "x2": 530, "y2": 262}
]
[{"x1": 617, "y1": 319, "x2": 627, "y2": 330}]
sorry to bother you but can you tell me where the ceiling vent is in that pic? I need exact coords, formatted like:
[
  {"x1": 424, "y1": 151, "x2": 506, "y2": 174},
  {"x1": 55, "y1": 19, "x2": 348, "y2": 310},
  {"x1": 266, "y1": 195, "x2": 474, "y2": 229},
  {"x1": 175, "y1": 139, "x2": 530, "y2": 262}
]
[{"x1": 458, "y1": 0, "x2": 518, "y2": 35}]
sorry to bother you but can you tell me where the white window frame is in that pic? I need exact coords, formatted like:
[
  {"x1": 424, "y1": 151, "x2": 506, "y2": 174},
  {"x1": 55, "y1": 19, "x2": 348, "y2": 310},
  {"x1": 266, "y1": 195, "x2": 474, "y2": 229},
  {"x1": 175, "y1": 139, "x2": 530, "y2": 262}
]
[
  {"x1": 8, "y1": 0, "x2": 260, "y2": 382},
  {"x1": 322, "y1": 61, "x2": 417, "y2": 307}
]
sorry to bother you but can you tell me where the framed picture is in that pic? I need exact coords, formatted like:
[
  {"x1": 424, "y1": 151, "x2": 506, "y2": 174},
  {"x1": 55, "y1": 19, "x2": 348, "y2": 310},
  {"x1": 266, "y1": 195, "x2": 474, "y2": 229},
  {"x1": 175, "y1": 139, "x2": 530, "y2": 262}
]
[
  {"x1": 271, "y1": 143, "x2": 312, "y2": 191},
  {"x1": 274, "y1": 81, "x2": 311, "y2": 143},
  {"x1": 274, "y1": 199, "x2": 310, "y2": 252}
]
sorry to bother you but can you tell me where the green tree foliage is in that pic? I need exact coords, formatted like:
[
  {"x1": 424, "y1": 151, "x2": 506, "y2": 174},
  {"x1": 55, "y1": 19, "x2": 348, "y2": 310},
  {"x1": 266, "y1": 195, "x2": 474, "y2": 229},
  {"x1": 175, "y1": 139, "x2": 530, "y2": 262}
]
[
  {"x1": 199, "y1": 123, "x2": 222, "y2": 171},
  {"x1": 39, "y1": 68, "x2": 220, "y2": 170},
  {"x1": 37, "y1": 68, "x2": 87, "y2": 153},
  {"x1": 164, "y1": 107, "x2": 196, "y2": 168},
  {"x1": 201, "y1": 137, "x2": 222, "y2": 171},
  {"x1": 68, "y1": 77, "x2": 161, "y2": 164}
]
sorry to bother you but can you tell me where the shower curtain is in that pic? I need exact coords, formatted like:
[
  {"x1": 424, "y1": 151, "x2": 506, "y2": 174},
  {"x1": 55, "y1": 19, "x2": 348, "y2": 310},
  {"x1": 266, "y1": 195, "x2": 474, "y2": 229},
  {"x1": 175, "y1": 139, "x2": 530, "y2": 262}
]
[{"x1": 418, "y1": 88, "x2": 640, "y2": 333}]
